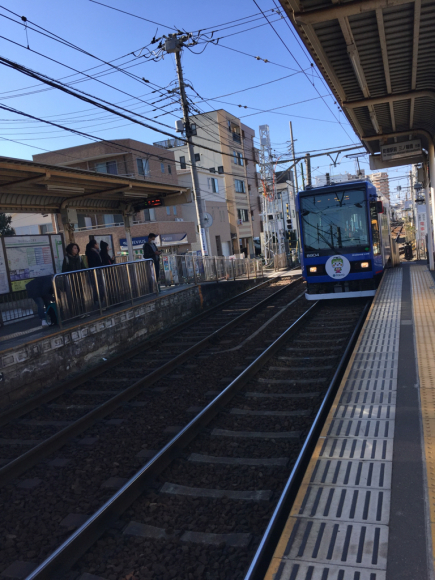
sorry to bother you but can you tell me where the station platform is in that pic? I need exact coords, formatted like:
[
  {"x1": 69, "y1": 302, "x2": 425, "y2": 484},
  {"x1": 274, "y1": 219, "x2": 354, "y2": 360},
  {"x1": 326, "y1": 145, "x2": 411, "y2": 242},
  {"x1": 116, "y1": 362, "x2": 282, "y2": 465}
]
[
  {"x1": 0, "y1": 266, "x2": 298, "y2": 352},
  {"x1": 265, "y1": 262, "x2": 435, "y2": 580}
]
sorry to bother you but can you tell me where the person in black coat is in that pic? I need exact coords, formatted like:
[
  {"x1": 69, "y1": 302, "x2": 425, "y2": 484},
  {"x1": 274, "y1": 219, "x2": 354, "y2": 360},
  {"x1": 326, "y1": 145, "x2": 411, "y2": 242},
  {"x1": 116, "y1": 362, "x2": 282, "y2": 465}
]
[
  {"x1": 85, "y1": 240, "x2": 102, "y2": 269},
  {"x1": 85, "y1": 239, "x2": 105, "y2": 303},
  {"x1": 26, "y1": 275, "x2": 53, "y2": 327},
  {"x1": 62, "y1": 243, "x2": 86, "y2": 273},
  {"x1": 143, "y1": 233, "x2": 161, "y2": 279},
  {"x1": 100, "y1": 241, "x2": 114, "y2": 266}
]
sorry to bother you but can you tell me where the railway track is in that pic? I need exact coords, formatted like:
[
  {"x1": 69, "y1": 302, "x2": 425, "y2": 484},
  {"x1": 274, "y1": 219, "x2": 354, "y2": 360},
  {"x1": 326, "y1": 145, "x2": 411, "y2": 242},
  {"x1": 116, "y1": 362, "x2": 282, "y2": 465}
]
[
  {"x1": 15, "y1": 297, "x2": 369, "y2": 580},
  {"x1": 0, "y1": 274, "x2": 310, "y2": 575}
]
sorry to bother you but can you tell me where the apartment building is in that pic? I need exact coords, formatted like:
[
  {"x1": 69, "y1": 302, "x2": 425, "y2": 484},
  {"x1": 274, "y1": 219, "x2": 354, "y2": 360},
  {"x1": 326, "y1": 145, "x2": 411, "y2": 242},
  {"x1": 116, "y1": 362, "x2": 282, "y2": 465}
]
[
  {"x1": 368, "y1": 172, "x2": 391, "y2": 203},
  {"x1": 10, "y1": 213, "x2": 56, "y2": 235},
  {"x1": 154, "y1": 110, "x2": 260, "y2": 257},
  {"x1": 32, "y1": 139, "x2": 197, "y2": 255}
]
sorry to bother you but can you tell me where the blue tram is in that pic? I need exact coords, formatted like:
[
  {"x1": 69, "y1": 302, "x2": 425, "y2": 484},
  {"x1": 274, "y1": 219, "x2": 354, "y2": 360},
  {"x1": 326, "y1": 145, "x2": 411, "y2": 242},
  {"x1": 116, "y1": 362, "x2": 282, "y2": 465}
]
[{"x1": 297, "y1": 180, "x2": 392, "y2": 300}]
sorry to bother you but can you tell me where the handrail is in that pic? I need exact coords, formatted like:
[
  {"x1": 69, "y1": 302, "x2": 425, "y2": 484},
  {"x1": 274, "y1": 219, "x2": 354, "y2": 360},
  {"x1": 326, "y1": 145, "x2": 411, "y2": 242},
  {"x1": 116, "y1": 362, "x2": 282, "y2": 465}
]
[
  {"x1": 53, "y1": 255, "x2": 264, "y2": 328},
  {"x1": 52, "y1": 258, "x2": 157, "y2": 329}
]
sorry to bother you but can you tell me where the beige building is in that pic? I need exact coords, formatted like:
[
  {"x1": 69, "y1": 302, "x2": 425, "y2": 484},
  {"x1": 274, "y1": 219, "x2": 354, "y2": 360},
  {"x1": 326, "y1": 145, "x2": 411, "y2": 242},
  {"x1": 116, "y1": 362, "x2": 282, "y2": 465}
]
[
  {"x1": 32, "y1": 139, "x2": 197, "y2": 255},
  {"x1": 155, "y1": 110, "x2": 260, "y2": 257},
  {"x1": 368, "y1": 172, "x2": 390, "y2": 203}
]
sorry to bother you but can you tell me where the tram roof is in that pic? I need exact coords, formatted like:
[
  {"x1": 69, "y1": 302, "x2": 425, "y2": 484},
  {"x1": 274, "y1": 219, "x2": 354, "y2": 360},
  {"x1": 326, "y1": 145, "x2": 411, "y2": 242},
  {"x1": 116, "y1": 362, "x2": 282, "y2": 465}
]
[
  {"x1": 297, "y1": 179, "x2": 376, "y2": 195},
  {"x1": 0, "y1": 156, "x2": 191, "y2": 214},
  {"x1": 278, "y1": 0, "x2": 435, "y2": 166}
]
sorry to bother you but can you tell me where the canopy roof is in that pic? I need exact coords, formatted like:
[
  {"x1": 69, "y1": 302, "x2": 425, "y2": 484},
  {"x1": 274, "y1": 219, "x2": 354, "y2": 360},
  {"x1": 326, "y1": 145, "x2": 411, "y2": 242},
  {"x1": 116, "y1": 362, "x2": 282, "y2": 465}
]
[
  {"x1": 0, "y1": 156, "x2": 190, "y2": 213},
  {"x1": 279, "y1": 0, "x2": 434, "y2": 165}
]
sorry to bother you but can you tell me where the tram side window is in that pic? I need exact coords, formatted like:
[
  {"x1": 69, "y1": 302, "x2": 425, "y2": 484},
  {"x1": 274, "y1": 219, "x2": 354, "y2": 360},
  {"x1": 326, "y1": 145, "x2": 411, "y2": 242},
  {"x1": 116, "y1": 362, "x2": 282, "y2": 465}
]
[{"x1": 370, "y1": 203, "x2": 381, "y2": 255}]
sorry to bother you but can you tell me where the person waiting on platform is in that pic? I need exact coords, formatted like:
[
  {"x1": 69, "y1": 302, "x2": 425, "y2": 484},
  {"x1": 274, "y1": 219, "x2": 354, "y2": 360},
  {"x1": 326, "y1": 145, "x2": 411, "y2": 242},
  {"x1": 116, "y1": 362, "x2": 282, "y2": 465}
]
[
  {"x1": 62, "y1": 243, "x2": 86, "y2": 273},
  {"x1": 143, "y1": 233, "x2": 161, "y2": 286},
  {"x1": 100, "y1": 241, "x2": 114, "y2": 266},
  {"x1": 85, "y1": 239, "x2": 102, "y2": 268},
  {"x1": 26, "y1": 275, "x2": 54, "y2": 328}
]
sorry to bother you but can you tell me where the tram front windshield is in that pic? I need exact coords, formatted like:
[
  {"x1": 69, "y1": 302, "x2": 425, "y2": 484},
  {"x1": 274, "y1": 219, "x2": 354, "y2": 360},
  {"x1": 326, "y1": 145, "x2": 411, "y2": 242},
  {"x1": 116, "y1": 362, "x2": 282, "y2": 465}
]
[{"x1": 300, "y1": 189, "x2": 369, "y2": 253}]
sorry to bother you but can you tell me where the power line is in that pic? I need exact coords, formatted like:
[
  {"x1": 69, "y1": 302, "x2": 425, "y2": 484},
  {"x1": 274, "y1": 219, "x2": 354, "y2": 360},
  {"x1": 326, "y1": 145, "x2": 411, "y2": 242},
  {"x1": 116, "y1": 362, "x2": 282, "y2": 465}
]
[{"x1": 252, "y1": 0, "x2": 358, "y2": 144}]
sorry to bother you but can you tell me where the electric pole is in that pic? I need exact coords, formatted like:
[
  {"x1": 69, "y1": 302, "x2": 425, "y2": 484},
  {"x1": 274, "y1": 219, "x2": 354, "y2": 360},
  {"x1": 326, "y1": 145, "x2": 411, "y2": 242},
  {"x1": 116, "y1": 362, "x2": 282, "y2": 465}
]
[
  {"x1": 289, "y1": 122, "x2": 299, "y2": 192},
  {"x1": 164, "y1": 34, "x2": 207, "y2": 256}
]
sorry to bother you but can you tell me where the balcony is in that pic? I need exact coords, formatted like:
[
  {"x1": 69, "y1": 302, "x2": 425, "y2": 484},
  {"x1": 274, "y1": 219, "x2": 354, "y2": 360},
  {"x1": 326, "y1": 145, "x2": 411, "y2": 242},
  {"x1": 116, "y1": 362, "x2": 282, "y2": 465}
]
[
  {"x1": 153, "y1": 138, "x2": 185, "y2": 149},
  {"x1": 232, "y1": 133, "x2": 241, "y2": 144}
]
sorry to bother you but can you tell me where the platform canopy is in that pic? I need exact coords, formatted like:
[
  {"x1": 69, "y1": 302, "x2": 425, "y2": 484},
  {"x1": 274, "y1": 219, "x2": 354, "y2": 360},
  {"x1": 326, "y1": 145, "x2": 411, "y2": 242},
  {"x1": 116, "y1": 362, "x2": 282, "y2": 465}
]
[
  {"x1": 279, "y1": 0, "x2": 435, "y2": 169},
  {"x1": 0, "y1": 156, "x2": 191, "y2": 214}
]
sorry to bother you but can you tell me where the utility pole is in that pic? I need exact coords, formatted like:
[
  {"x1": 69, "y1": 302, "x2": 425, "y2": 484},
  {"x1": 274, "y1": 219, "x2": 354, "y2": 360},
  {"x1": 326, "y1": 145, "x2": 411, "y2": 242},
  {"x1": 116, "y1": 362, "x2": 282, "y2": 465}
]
[
  {"x1": 165, "y1": 34, "x2": 207, "y2": 256},
  {"x1": 289, "y1": 122, "x2": 299, "y2": 192},
  {"x1": 300, "y1": 163, "x2": 305, "y2": 190}
]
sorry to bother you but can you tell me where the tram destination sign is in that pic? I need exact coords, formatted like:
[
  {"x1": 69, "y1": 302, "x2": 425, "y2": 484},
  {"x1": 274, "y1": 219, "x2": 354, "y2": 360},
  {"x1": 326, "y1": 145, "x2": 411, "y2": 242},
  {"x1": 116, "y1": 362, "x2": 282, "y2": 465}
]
[{"x1": 381, "y1": 139, "x2": 421, "y2": 161}]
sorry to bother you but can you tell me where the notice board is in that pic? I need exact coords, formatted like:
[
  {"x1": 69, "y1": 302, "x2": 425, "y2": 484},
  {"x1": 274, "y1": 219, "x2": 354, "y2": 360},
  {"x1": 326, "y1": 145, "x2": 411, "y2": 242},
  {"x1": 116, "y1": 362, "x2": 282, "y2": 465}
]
[{"x1": 3, "y1": 234, "x2": 65, "y2": 293}]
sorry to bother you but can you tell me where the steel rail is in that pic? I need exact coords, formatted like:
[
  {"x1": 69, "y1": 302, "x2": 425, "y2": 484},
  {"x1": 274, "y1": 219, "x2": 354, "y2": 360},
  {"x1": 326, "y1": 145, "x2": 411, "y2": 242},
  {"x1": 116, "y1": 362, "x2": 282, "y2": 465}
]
[
  {"x1": 0, "y1": 277, "x2": 303, "y2": 487},
  {"x1": 25, "y1": 301, "x2": 318, "y2": 580},
  {"x1": 0, "y1": 273, "x2": 290, "y2": 428},
  {"x1": 243, "y1": 300, "x2": 371, "y2": 580}
]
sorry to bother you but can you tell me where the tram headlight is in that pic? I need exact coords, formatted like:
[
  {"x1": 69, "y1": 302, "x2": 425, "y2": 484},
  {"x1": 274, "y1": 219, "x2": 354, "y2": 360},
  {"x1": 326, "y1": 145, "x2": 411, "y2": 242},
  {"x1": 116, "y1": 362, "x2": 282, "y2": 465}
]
[
  {"x1": 309, "y1": 266, "x2": 317, "y2": 273},
  {"x1": 361, "y1": 262, "x2": 369, "y2": 268}
]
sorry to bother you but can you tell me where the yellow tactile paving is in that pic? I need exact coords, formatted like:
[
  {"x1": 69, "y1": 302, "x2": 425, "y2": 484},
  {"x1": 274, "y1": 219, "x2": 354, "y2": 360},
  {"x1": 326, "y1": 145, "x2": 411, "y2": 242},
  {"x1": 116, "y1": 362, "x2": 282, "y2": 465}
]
[
  {"x1": 264, "y1": 270, "x2": 400, "y2": 580},
  {"x1": 411, "y1": 265, "x2": 435, "y2": 568}
]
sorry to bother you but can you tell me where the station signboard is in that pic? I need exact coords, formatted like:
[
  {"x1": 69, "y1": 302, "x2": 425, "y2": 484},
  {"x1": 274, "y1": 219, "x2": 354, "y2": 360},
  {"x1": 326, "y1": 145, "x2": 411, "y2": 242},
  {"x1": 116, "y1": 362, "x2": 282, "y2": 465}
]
[{"x1": 381, "y1": 140, "x2": 421, "y2": 161}]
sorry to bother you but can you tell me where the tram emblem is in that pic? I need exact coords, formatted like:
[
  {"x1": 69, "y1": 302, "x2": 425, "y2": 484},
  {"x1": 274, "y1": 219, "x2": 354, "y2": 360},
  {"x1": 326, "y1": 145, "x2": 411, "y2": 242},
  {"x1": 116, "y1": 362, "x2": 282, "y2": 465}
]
[
  {"x1": 331, "y1": 257, "x2": 344, "y2": 274},
  {"x1": 325, "y1": 255, "x2": 351, "y2": 280}
]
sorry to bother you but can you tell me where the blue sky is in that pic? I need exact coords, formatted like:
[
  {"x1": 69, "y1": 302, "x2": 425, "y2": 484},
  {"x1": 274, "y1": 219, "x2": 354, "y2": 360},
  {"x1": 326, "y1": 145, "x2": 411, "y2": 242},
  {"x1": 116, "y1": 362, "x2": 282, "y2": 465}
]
[{"x1": 0, "y1": 0, "x2": 412, "y2": 200}]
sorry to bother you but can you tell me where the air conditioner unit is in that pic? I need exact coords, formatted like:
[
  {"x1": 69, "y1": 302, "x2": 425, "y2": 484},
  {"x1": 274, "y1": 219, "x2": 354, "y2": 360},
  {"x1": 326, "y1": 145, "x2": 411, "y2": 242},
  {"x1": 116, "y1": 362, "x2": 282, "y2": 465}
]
[{"x1": 175, "y1": 120, "x2": 184, "y2": 132}]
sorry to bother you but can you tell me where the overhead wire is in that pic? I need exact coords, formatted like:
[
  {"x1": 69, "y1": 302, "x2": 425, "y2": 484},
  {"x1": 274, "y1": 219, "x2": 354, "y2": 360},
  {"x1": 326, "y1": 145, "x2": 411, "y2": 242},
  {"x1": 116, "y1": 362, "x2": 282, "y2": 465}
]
[{"x1": 251, "y1": 0, "x2": 358, "y2": 144}]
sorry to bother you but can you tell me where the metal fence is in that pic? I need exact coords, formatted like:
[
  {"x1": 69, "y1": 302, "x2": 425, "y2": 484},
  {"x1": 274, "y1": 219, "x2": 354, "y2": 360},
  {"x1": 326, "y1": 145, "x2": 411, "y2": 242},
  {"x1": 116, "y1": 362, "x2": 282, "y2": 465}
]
[
  {"x1": 53, "y1": 258, "x2": 157, "y2": 328},
  {"x1": 115, "y1": 254, "x2": 264, "y2": 287},
  {"x1": 158, "y1": 255, "x2": 263, "y2": 287}
]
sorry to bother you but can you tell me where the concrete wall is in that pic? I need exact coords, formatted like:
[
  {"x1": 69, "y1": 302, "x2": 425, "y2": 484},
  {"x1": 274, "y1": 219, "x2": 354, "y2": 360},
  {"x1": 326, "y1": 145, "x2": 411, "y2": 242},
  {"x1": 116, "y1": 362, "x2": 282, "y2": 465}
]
[{"x1": 0, "y1": 278, "x2": 261, "y2": 406}]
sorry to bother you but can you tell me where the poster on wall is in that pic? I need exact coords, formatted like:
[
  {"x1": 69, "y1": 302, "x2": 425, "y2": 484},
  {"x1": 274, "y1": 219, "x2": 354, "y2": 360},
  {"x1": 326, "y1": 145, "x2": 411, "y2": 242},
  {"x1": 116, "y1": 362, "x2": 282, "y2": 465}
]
[
  {"x1": 51, "y1": 235, "x2": 64, "y2": 273},
  {"x1": 0, "y1": 240, "x2": 10, "y2": 294},
  {"x1": 5, "y1": 236, "x2": 54, "y2": 291}
]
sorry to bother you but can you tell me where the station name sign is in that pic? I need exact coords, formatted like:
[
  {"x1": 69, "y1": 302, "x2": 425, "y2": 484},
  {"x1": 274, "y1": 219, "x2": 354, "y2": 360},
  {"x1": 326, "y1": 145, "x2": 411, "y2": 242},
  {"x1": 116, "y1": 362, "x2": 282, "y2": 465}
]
[{"x1": 381, "y1": 139, "x2": 421, "y2": 161}]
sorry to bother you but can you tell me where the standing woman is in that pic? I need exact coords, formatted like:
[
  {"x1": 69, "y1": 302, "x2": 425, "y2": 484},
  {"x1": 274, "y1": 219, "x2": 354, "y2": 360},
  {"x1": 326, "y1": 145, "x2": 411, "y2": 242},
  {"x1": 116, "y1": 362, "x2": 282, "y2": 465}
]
[
  {"x1": 62, "y1": 243, "x2": 86, "y2": 272},
  {"x1": 60, "y1": 243, "x2": 86, "y2": 318},
  {"x1": 100, "y1": 241, "x2": 114, "y2": 266}
]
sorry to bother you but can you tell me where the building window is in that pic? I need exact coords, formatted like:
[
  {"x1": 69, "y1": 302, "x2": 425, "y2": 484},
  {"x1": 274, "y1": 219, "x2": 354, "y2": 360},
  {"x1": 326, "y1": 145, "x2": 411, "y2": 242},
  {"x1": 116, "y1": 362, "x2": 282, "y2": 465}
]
[
  {"x1": 190, "y1": 123, "x2": 197, "y2": 136},
  {"x1": 215, "y1": 235, "x2": 223, "y2": 256},
  {"x1": 194, "y1": 153, "x2": 200, "y2": 162},
  {"x1": 168, "y1": 164, "x2": 172, "y2": 174},
  {"x1": 95, "y1": 160, "x2": 118, "y2": 175},
  {"x1": 237, "y1": 209, "x2": 249, "y2": 222},
  {"x1": 236, "y1": 152, "x2": 244, "y2": 166},
  {"x1": 136, "y1": 158, "x2": 150, "y2": 176},
  {"x1": 144, "y1": 208, "x2": 156, "y2": 222},
  {"x1": 173, "y1": 206, "x2": 177, "y2": 215},
  {"x1": 179, "y1": 156, "x2": 186, "y2": 169},
  {"x1": 40, "y1": 223, "x2": 53, "y2": 234},
  {"x1": 235, "y1": 179, "x2": 246, "y2": 193},
  {"x1": 233, "y1": 151, "x2": 238, "y2": 164},
  {"x1": 166, "y1": 206, "x2": 171, "y2": 216},
  {"x1": 208, "y1": 177, "x2": 219, "y2": 193},
  {"x1": 160, "y1": 163, "x2": 165, "y2": 173}
]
